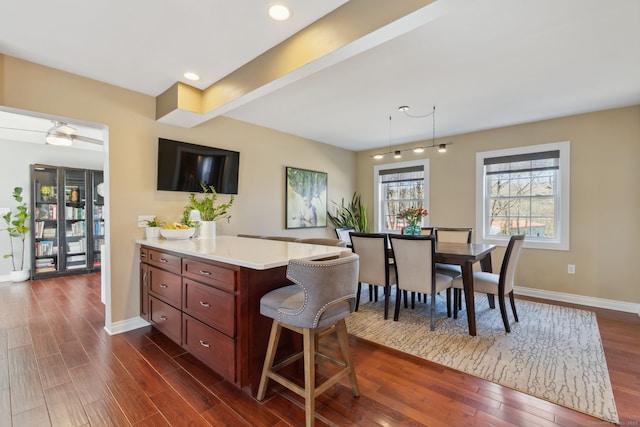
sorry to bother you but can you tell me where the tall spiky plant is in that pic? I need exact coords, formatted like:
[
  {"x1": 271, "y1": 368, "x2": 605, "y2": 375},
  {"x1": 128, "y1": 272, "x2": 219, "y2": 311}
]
[
  {"x1": 327, "y1": 192, "x2": 369, "y2": 232},
  {"x1": 2, "y1": 187, "x2": 30, "y2": 271}
]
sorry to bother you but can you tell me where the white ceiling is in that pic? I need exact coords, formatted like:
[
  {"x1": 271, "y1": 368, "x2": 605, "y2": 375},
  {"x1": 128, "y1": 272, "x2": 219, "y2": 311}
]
[{"x1": 1, "y1": 0, "x2": 639, "y2": 152}]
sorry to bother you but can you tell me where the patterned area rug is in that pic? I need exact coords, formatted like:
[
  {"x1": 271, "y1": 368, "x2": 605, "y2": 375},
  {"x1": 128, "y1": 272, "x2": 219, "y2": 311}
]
[{"x1": 345, "y1": 291, "x2": 619, "y2": 424}]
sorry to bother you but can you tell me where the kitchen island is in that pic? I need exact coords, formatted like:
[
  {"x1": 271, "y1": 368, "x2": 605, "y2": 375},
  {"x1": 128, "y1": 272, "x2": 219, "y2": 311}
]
[{"x1": 137, "y1": 236, "x2": 346, "y2": 396}]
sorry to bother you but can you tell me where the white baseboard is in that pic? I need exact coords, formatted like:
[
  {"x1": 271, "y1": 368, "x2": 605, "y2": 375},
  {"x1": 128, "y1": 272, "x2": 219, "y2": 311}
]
[
  {"x1": 515, "y1": 286, "x2": 640, "y2": 316},
  {"x1": 104, "y1": 316, "x2": 150, "y2": 336},
  {"x1": 0, "y1": 274, "x2": 10, "y2": 283}
]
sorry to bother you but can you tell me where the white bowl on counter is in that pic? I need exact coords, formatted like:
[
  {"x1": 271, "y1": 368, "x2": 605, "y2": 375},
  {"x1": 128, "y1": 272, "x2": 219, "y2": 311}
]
[{"x1": 160, "y1": 228, "x2": 195, "y2": 240}]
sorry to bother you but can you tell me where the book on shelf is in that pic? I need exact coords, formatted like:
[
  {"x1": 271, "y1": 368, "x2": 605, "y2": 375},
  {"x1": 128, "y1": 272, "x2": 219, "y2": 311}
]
[
  {"x1": 66, "y1": 263, "x2": 87, "y2": 270},
  {"x1": 35, "y1": 222, "x2": 57, "y2": 239},
  {"x1": 35, "y1": 204, "x2": 57, "y2": 220},
  {"x1": 65, "y1": 206, "x2": 86, "y2": 220},
  {"x1": 35, "y1": 241, "x2": 56, "y2": 256},
  {"x1": 35, "y1": 257, "x2": 57, "y2": 273},
  {"x1": 67, "y1": 238, "x2": 86, "y2": 253}
]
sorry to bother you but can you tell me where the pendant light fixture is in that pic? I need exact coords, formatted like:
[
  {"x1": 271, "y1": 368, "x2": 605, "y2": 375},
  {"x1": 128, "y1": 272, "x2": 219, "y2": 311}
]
[{"x1": 372, "y1": 105, "x2": 452, "y2": 159}]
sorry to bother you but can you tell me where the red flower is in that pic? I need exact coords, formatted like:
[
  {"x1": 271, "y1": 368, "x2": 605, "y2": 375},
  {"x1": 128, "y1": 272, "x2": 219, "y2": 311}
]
[{"x1": 397, "y1": 207, "x2": 428, "y2": 226}]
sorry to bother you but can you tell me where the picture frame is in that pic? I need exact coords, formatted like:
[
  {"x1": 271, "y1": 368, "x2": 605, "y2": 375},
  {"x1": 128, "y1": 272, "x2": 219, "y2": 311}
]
[{"x1": 285, "y1": 166, "x2": 327, "y2": 229}]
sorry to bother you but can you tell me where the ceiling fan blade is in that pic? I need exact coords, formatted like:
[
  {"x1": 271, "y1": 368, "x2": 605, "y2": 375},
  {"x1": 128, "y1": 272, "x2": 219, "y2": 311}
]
[
  {"x1": 71, "y1": 135, "x2": 103, "y2": 145},
  {"x1": 0, "y1": 126, "x2": 47, "y2": 133}
]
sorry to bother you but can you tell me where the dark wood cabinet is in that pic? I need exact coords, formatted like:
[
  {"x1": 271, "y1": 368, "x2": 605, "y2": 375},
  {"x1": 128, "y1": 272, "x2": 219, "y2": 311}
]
[{"x1": 139, "y1": 244, "x2": 292, "y2": 396}]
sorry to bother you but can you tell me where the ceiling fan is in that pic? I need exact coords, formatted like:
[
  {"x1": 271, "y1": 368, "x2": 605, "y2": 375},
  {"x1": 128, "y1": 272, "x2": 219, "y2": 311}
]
[
  {"x1": 44, "y1": 121, "x2": 102, "y2": 146},
  {"x1": 0, "y1": 119, "x2": 103, "y2": 146}
]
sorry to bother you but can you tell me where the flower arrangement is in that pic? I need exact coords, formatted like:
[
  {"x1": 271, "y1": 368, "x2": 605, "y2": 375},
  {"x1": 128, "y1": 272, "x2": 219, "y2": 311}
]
[{"x1": 397, "y1": 207, "x2": 428, "y2": 226}]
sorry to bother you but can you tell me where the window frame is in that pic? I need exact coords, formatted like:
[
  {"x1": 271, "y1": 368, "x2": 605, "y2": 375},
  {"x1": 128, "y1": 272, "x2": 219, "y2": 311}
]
[
  {"x1": 374, "y1": 159, "x2": 430, "y2": 233},
  {"x1": 475, "y1": 141, "x2": 570, "y2": 250}
]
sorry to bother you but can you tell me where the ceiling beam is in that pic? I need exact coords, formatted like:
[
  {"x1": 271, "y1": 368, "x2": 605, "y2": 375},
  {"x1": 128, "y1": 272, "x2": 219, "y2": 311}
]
[{"x1": 155, "y1": 0, "x2": 447, "y2": 128}]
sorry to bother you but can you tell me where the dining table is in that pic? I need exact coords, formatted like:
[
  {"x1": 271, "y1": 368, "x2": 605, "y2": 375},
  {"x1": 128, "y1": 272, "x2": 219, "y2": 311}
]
[{"x1": 434, "y1": 242, "x2": 496, "y2": 336}]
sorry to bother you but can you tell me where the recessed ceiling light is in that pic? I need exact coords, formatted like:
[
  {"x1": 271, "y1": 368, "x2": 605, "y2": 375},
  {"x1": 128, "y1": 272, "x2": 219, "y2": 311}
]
[
  {"x1": 268, "y1": 4, "x2": 290, "y2": 21},
  {"x1": 184, "y1": 72, "x2": 200, "y2": 81}
]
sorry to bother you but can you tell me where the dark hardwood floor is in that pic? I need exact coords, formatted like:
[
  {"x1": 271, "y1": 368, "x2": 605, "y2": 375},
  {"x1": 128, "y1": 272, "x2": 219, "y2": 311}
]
[{"x1": 1, "y1": 272, "x2": 638, "y2": 426}]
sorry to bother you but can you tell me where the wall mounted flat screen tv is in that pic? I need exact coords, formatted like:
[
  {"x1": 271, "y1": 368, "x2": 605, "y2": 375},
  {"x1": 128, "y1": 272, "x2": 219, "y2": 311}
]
[{"x1": 157, "y1": 138, "x2": 240, "y2": 194}]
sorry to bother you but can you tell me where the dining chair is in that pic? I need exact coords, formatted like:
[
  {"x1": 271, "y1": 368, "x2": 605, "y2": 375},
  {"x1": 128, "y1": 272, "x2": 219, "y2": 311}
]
[
  {"x1": 335, "y1": 227, "x2": 356, "y2": 247},
  {"x1": 257, "y1": 251, "x2": 360, "y2": 427},
  {"x1": 434, "y1": 227, "x2": 473, "y2": 278},
  {"x1": 349, "y1": 232, "x2": 397, "y2": 320},
  {"x1": 389, "y1": 235, "x2": 452, "y2": 330},
  {"x1": 296, "y1": 238, "x2": 347, "y2": 247},
  {"x1": 452, "y1": 234, "x2": 525, "y2": 333},
  {"x1": 401, "y1": 226, "x2": 434, "y2": 236}
]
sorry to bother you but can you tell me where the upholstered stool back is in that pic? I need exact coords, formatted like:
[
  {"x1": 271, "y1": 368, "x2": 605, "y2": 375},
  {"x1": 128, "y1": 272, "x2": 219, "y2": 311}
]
[{"x1": 257, "y1": 251, "x2": 360, "y2": 426}]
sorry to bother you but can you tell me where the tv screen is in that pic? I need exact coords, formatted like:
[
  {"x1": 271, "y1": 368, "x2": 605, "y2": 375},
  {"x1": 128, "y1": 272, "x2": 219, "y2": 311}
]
[{"x1": 157, "y1": 138, "x2": 240, "y2": 194}]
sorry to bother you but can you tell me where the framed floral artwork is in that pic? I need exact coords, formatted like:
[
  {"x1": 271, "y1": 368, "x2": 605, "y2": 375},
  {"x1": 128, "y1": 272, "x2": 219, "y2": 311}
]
[{"x1": 285, "y1": 166, "x2": 327, "y2": 229}]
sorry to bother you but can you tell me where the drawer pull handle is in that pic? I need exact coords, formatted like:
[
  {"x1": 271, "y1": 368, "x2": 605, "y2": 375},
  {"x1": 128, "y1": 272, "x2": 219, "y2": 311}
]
[
  {"x1": 159, "y1": 258, "x2": 168, "y2": 263},
  {"x1": 199, "y1": 340, "x2": 210, "y2": 348},
  {"x1": 199, "y1": 270, "x2": 211, "y2": 276},
  {"x1": 159, "y1": 284, "x2": 168, "y2": 288},
  {"x1": 199, "y1": 301, "x2": 210, "y2": 307},
  {"x1": 141, "y1": 253, "x2": 147, "y2": 258},
  {"x1": 159, "y1": 315, "x2": 168, "y2": 321}
]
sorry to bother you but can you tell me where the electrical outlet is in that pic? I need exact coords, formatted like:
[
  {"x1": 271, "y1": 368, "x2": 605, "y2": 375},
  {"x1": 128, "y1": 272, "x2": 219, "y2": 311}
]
[
  {"x1": 138, "y1": 215, "x2": 155, "y2": 228},
  {"x1": 568, "y1": 264, "x2": 576, "y2": 275}
]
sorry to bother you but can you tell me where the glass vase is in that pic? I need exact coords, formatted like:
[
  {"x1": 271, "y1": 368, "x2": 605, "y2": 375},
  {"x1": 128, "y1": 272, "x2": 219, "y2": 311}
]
[{"x1": 405, "y1": 225, "x2": 421, "y2": 236}]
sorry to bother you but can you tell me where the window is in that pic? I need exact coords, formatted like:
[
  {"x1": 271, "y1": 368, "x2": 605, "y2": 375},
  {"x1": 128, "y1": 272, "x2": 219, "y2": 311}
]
[
  {"x1": 476, "y1": 141, "x2": 570, "y2": 250},
  {"x1": 374, "y1": 159, "x2": 429, "y2": 233}
]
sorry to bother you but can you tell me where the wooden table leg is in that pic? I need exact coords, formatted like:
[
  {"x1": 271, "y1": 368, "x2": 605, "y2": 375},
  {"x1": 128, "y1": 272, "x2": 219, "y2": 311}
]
[{"x1": 461, "y1": 260, "x2": 476, "y2": 336}]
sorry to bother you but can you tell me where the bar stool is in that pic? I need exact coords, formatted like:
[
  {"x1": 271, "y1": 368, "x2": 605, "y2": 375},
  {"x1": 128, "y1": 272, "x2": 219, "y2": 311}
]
[{"x1": 256, "y1": 251, "x2": 360, "y2": 427}]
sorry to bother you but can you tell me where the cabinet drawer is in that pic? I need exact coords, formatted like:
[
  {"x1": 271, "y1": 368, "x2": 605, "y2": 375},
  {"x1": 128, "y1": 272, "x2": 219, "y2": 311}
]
[
  {"x1": 149, "y1": 266, "x2": 182, "y2": 307},
  {"x1": 183, "y1": 279, "x2": 235, "y2": 337},
  {"x1": 183, "y1": 258, "x2": 236, "y2": 292},
  {"x1": 140, "y1": 247, "x2": 149, "y2": 262},
  {"x1": 147, "y1": 249, "x2": 181, "y2": 274},
  {"x1": 150, "y1": 296, "x2": 181, "y2": 345},
  {"x1": 183, "y1": 315, "x2": 235, "y2": 382}
]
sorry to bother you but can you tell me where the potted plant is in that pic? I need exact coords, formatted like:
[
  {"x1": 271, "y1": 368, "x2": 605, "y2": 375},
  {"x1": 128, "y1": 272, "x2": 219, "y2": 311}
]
[
  {"x1": 184, "y1": 182, "x2": 234, "y2": 239},
  {"x1": 2, "y1": 187, "x2": 31, "y2": 281},
  {"x1": 327, "y1": 192, "x2": 369, "y2": 232},
  {"x1": 144, "y1": 216, "x2": 165, "y2": 239}
]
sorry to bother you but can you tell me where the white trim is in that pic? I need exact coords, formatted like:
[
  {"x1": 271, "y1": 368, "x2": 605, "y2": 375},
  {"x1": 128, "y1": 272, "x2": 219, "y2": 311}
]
[
  {"x1": 476, "y1": 141, "x2": 570, "y2": 251},
  {"x1": 104, "y1": 316, "x2": 150, "y2": 336},
  {"x1": 0, "y1": 274, "x2": 10, "y2": 282},
  {"x1": 515, "y1": 286, "x2": 640, "y2": 315},
  {"x1": 373, "y1": 158, "x2": 430, "y2": 233}
]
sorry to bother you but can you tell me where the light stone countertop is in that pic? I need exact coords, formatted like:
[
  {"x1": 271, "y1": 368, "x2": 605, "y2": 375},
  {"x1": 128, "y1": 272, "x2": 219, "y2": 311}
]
[{"x1": 136, "y1": 235, "x2": 348, "y2": 270}]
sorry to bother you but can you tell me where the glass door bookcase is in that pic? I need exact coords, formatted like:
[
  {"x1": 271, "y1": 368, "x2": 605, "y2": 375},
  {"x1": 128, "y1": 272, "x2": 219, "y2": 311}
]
[
  {"x1": 91, "y1": 170, "x2": 105, "y2": 270},
  {"x1": 31, "y1": 164, "x2": 104, "y2": 279},
  {"x1": 32, "y1": 165, "x2": 61, "y2": 276},
  {"x1": 64, "y1": 168, "x2": 88, "y2": 272}
]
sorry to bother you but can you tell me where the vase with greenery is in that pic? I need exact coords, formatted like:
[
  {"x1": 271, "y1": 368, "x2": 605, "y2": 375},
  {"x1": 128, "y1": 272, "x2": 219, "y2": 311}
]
[
  {"x1": 144, "y1": 216, "x2": 165, "y2": 239},
  {"x1": 327, "y1": 192, "x2": 368, "y2": 232},
  {"x1": 183, "y1": 182, "x2": 234, "y2": 238},
  {"x1": 2, "y1": 187, "x2": 31, "y2": 281}
]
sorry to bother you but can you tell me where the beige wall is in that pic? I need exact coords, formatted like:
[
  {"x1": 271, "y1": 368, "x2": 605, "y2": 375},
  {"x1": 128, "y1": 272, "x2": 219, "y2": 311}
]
[
  {"x1": 1, "y1": 55, "x2": 357, "y2": 323},
  {"x1": 2, "y1": 54, "x2": 637, "y2": 321},
  {"x1": 357, "y1": 105, "x2": 640, "y2": 303}
]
